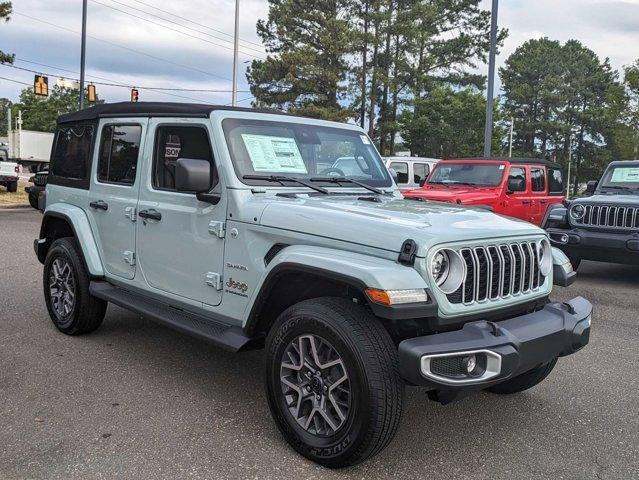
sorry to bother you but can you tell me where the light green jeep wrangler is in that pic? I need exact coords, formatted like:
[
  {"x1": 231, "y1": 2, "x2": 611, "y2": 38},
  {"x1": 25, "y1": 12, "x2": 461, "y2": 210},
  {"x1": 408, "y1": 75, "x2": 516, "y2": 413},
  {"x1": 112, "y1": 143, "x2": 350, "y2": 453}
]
[{"x1": 35, "y1": 102, "x2": 592, "y2": 468}]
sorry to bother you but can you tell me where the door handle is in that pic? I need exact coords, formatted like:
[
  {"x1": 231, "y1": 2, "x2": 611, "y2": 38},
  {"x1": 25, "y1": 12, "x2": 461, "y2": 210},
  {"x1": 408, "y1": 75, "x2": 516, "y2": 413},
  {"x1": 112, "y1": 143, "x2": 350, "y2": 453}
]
[
  {"x1": 89, "y1": 200, "x2": 108, "y2": 211},
  {"x1": 138, "y1": 209, "x2": 162, "y2": 221},
  {"x1": 521, "y1": 200, "x2": 531, "y2": 205}
]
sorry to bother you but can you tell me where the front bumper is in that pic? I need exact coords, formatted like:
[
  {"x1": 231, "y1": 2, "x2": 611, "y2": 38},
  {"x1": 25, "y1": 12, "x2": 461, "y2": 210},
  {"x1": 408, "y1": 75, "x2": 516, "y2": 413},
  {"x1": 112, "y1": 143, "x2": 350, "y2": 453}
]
[
  {"x1": 398, "y1": 296, "x2": 592, "y2": 402},
  {"x1": 547, "y1": 227, "x2": 639, "y2": 264}
]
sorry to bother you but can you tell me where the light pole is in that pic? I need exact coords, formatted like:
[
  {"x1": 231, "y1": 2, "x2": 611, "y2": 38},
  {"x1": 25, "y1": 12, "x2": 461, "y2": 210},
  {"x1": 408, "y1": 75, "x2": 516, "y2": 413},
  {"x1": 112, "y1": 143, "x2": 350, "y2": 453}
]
[
  {"x1": 231, "y1": 0, "x2": 240, "y2": 106},
  {"x1": 483, "y1": 0, "x2": 499, "y2": 158},
  {"x1": 79, "y1": 0, "x2": 87, "y2": 110},
  {"x1": 508, "y1": 117, "x2": 514, "y2": 157}
]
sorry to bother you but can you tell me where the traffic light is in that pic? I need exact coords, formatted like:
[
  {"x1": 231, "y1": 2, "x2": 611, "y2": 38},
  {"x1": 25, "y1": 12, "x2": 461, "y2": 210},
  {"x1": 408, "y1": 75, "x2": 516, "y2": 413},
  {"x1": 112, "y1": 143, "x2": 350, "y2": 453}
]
[
  {"x1": 34, "y1": 75, "x2": 49, "y2": 96},
  {"x1": 87, "y1": 84, "x2": 97, "y2": 103},
  {"x1": 131, "y1": 88, "x2": 139, "y2": 102}
]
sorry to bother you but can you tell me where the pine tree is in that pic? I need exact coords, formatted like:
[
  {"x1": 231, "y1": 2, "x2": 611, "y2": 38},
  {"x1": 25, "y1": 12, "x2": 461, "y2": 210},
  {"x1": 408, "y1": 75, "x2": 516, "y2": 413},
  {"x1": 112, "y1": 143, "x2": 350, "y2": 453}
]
[
  {"x1": 247, "y1": 0, "x2": 357, "y2": 121},
  {"x1": 0, "y1": 2, "x2": 14, "y2": 64}
]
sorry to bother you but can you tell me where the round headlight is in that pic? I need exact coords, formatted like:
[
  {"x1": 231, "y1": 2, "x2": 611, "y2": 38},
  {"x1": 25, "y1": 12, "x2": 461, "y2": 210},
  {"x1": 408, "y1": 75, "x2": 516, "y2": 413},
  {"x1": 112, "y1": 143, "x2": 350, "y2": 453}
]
[
  {"x1": 570, "y1": 204, "x2": 585, "y2": 220},
  {"x1": 431, "y1": 250, "x2": 450, "y2": 286},
  {"x1": 537, "y1": 238, "x2": 552, "y2": 277},
  {"x1": 430, "y1": 249, "x2": 466, "y2": 294}
]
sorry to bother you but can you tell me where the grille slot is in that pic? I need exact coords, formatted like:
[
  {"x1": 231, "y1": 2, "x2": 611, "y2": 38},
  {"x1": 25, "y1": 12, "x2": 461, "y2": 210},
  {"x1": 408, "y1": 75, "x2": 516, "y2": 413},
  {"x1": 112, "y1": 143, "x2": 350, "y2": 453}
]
[
  {"x1": 447, "y1": 241, "x2": 545, "y2": 305},
  {"x1": 576, "y1": 204, "x2": 639, "y2": 229}
]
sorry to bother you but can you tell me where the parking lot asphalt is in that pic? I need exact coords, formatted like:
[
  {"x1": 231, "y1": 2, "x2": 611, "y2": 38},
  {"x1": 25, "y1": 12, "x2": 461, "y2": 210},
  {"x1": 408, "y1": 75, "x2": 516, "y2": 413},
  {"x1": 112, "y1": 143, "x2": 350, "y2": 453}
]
[{"x1": 0, "y1": 208, "x2": 637, "y2": 480}]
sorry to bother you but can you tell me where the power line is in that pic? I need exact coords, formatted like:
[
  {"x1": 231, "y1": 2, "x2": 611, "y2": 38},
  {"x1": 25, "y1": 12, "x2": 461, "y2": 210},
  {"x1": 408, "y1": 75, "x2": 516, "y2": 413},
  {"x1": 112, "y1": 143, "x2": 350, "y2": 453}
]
[
  {"x1": 89, "y1": 0, "x2": 266, "y2": 60},
  {"x1": 3, "y1": 62, "x2": 251, "y2": 93},
  {"x1": 0, "y1": 75, "x2": 31, "y2": 86},
  {"x1": 129, "y1": 0, "x2": 265, "y2": 49},
  {"x1": 104, "y1": 0, "x2": 266, "y2": 56},
  {"x1": 13, "y1": 11, "x2": 233, "y2": 83}
]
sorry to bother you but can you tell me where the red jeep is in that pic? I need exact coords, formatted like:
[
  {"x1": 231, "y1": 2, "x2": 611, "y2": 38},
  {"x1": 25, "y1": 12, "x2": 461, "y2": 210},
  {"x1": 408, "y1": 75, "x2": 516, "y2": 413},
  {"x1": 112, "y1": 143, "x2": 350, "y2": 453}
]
[{"x1": 402, "y1": 158, "x2": 565, "y2": 226}]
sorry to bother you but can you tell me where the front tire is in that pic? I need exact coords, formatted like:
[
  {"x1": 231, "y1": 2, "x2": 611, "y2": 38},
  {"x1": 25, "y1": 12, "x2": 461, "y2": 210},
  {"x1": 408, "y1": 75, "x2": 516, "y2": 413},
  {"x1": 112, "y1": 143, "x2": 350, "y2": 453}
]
[
  {"x1": 43, "y1": 238, "x2": 107, "y2": 335},
  {"x1": 265, "y1": 297, "x2": 404, "y2": 468},
  {"x1": 487, "y1": 358, "x2": 557, "y2": 395}
]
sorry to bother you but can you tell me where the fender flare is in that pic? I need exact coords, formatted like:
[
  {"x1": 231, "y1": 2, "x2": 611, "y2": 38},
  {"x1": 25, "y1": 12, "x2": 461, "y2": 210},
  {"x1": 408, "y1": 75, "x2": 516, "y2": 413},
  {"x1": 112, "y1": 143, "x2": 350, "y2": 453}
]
[
  {"x1": 243, "y1": 245, "x2": 435, "y2": 334},
  {"x1": 37, "y1": 203, "x2": 104, "y2": 277}
]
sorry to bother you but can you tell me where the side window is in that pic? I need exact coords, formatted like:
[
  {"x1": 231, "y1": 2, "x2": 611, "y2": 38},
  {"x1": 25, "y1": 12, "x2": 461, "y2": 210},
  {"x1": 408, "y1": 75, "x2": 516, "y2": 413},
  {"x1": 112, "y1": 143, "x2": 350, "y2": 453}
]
[
  {"x1": 413, "y1": 163, "x2": 430, "y2": 183},
  {"x1": 531, "y1": 168, "x2": 546, "y2": 192},
  {"x1": 97, "y1": 125, "x2": 142, "y2": 185},
  {"x1": 508, "y1": 167, "x2": 526, "y2": 192},
  {"x1": 51, "y1": 123, "x2": 94, "y2": 182},
  {"x1": 153, "y1": 125, "x2": 215, "y2": 191},
  {"x1": 389, "y1": 162, "x2": 408, "y2": 184},
  {"x1": 548, "y1": 167, "x2": 564, "y2": 195}
]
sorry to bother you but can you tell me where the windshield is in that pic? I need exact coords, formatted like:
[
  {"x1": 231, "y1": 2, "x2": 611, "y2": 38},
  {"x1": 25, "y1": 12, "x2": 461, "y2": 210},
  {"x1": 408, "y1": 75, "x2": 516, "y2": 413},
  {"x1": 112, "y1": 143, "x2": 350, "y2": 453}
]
[
  {"x1": 222, "y1": 118, "x2": 392, "y2": 188},
  {"x1": 427, "y1": 163, "x2": 505, "y2": 187},
  {"x1": 599, "y1": 166, "x2": 639, "y2": 192}
]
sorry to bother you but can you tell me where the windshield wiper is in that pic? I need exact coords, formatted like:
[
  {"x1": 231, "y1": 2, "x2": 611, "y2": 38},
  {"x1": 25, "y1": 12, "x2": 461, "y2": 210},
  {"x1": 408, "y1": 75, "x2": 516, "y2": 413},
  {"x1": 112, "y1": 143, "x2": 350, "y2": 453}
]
[
  {"x1": 602, "y1": 185, "x2": 632, "y2": 190},
  {"x1": 310, "y1": 176, "x2": 389, "y2": 195},
  {"x1": 428, "y1": 181, "x2": 450, "y2": 187},
  {"x1": 243, "y1": 175, "x2": 328, "y2": 194}
]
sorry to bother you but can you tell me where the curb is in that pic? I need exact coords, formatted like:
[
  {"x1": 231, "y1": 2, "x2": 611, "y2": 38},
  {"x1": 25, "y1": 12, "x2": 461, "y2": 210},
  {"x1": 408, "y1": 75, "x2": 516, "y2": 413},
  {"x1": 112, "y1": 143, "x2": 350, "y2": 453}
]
[{"x1": 0, "y1": 203, "x2": 32, "y2": 210}]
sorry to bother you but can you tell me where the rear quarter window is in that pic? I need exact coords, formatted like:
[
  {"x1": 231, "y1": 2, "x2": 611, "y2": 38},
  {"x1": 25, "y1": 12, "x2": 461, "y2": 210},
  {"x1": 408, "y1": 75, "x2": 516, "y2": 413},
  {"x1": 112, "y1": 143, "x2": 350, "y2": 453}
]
[{"x1": 49, "y1": 123, "x2": 95, "y2": 189}]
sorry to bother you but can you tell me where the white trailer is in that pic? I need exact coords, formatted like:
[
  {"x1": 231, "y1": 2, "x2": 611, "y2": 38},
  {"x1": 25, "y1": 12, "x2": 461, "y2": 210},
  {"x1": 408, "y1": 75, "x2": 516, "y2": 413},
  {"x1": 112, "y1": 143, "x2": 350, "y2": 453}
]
[{"x1": 8, "y1": 129, "x2": 54, "y2": 172}]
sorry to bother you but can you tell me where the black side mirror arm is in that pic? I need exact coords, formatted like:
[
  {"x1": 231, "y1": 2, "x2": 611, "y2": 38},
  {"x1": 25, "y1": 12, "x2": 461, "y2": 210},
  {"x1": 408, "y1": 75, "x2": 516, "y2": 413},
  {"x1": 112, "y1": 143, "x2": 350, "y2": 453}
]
[{"x1": 196, "y1": 192, "x2": 222, "y2": 205}]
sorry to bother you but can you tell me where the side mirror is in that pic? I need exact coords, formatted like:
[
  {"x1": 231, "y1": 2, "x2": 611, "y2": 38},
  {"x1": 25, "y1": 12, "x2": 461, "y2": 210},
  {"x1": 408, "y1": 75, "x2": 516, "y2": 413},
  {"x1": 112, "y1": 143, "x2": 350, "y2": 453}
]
[
  {"x1": 586, "y1": 180, "x2": 597, "y2": 195},
  {"x1": 175, "y1": 158, "x2": 221, "y2": 204},
  {"x1": 388, "y1": 167, "x2": 399, "y2": 184},
  {"x1": 419, "y1": 178, "x2": 426, "y2": 188}
]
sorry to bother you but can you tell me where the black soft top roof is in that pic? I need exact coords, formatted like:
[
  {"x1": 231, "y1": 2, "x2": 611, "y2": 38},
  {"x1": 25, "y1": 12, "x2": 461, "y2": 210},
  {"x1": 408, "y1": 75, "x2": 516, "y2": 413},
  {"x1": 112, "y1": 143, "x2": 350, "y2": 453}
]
[
  {"x1": 57, "y1": 102, "x2": 287, "y2": 124},
  {"x1": 442, "y1": 157, "x2": 562, "y2": 169}
]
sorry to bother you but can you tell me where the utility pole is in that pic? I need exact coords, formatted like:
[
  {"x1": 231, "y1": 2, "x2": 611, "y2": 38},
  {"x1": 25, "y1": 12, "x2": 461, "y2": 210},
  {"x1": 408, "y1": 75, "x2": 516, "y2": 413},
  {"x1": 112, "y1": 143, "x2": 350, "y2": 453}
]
[
  {"x1": 79, "y1": 0, "x2": 88, "y2": 110},
  {"x1": 483, "y1": 0, "x2": 499, "y2": 158},
  {"x1": 508, "y1": 117, "x2": 514, "y2": 157},
  {"x1": 231, "y1": 0, "x2": 240, "y2": 106}
]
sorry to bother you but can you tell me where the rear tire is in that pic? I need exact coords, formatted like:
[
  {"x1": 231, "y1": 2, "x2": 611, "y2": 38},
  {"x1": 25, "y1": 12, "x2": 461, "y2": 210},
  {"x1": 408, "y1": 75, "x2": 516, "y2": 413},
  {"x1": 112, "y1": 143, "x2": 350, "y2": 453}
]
[
  {"x1": 487, "y1": 358, "x2": 557, "y2": 395},
  {"x1": 7, "y1": 181, "x2": 17, "y2": 193},
  {"x1": 265, "y1": 297, "x2": 404, "y2": 468},
  {"x1": 43, "y1": 238, "x2": 107, "y2": 335}
]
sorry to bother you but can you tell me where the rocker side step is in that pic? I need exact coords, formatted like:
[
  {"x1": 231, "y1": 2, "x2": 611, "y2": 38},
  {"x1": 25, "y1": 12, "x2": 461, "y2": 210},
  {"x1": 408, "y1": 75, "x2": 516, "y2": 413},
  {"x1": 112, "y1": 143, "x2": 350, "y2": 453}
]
[{"x1": 89, "y1": 281, "x2": 261, "y2": 352}]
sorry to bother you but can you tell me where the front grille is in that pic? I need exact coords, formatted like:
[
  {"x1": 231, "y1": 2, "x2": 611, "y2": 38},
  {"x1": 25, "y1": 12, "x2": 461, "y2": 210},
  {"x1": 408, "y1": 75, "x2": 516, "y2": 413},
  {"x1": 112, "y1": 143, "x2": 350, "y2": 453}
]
[
  {"x1": 32, "y1": 172, "x2": 48, "y2": 187},
  {"x1": 574, "y1": 204, "x2": 639, "y2": 229},
  {"x1": 447, "y1": 241, "x2": 545, "y2": 305}
]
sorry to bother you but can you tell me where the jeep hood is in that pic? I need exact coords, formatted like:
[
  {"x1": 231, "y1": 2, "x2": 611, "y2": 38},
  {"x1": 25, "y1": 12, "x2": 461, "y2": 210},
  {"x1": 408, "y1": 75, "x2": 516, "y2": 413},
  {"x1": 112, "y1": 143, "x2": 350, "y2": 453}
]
[
  {"x1": 574, "y1": 193, "x2": 639, "y2": 206},
  {"x1": 258, "y1": 195, "x2": 543, "y2": 257},
  {"x1": 403, "y1": 186, "x2": 502, "y2": 204}
]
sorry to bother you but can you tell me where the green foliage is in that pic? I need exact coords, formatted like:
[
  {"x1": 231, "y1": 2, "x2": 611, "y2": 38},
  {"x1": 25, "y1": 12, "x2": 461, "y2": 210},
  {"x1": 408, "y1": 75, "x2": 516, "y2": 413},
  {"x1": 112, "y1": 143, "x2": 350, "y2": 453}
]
[
  {"x1": 0, "y1": 97, "x2": 11, "y2": 136},
  {"x1": 0, "y1": 1, "x2": 14, "y2": 64},
  {"x1": 10, "y1": 86, "x2": 104, "y2": 133},
  {"x1": 500, "y1": 38, "x2": 626, "y2": 192},
  {"x1": 400, "y1": 86, "x2": 504, "y2": 158}
]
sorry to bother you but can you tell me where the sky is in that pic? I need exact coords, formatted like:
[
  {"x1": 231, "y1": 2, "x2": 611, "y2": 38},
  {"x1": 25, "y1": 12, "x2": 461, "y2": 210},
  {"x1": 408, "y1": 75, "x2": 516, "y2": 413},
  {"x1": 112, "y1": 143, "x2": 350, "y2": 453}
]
[{"x1": 1, "y1": 0, "x2": 639, "y2": 106}]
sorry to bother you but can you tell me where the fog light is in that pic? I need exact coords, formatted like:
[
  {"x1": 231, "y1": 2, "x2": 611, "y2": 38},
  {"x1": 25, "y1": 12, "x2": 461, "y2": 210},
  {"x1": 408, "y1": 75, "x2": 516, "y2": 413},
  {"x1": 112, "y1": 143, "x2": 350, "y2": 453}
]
[
  {"x1": 560, "y1": 234, "x2": 569, "y2": 243},
  {"x1": 463, "y1": 355, "x2": 477, "y2": 374}
]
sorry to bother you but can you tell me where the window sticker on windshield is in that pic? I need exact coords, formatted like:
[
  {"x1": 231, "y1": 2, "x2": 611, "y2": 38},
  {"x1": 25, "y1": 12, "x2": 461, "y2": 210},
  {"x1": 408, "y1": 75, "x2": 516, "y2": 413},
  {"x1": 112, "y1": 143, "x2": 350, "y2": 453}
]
[
  {"x1": 360, "y1": 134, "x2": 371, "y2": 145},
  {"x1": 611, "y1": 167, "x2": 639, "y2": 183},
  {"x1": 499, "y1": 165, "x2": 505, "y2": 170},
  {"x1": 241, "y1": 134, "x2": 307, "y2": 174}
]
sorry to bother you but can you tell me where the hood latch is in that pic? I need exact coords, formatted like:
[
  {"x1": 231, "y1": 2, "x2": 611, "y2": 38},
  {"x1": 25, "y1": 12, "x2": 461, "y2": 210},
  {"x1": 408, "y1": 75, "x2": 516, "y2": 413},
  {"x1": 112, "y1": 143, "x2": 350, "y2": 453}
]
[{"x1": 398, "y1": 239, "x2": 417, "y2": 266}]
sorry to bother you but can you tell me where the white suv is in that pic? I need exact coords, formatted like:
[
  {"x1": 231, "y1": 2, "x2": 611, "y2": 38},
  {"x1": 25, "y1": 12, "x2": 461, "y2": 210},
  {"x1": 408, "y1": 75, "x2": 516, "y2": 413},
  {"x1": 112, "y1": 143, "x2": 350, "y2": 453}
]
[{"x1": 384, "y1": 156, "x2": 439, "y2": 192}]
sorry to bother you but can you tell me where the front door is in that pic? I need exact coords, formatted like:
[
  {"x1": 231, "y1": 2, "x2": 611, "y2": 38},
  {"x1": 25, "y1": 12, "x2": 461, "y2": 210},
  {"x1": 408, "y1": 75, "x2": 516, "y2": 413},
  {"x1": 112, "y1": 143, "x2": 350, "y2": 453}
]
[
  {"x1": 87, "y1": 120, "x2": 147, "y2": 280},
  {"x1": 136, "y1": 119, "x2": 226, "y2": 307},
  {"x1": 503, "y1": 165, "x2": 531, "y2": 221}
]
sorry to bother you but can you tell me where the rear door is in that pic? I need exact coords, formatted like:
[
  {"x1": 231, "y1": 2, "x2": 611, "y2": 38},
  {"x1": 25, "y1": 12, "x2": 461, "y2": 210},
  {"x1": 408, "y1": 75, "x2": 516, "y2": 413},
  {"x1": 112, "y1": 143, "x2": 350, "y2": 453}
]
[
  {"x1": 413, "y1": 162, "x2": 431, "y2": 187},
  {"x1": 529, "y1": 166, "x2": 547, "y2": 225},
  {"x1": 503, "y1": 165, "x2": 531, "y2": 221},
  {"x1": 86, "y1": 120, "x2": 147, "y2": 280}
]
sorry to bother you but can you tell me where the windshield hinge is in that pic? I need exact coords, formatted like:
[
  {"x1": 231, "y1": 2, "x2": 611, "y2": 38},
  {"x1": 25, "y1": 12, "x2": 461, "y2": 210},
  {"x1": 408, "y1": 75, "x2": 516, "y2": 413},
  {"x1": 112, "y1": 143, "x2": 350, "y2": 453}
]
[{"x1": 208, "y1": 220, "x2": 225, "y2": 238}]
